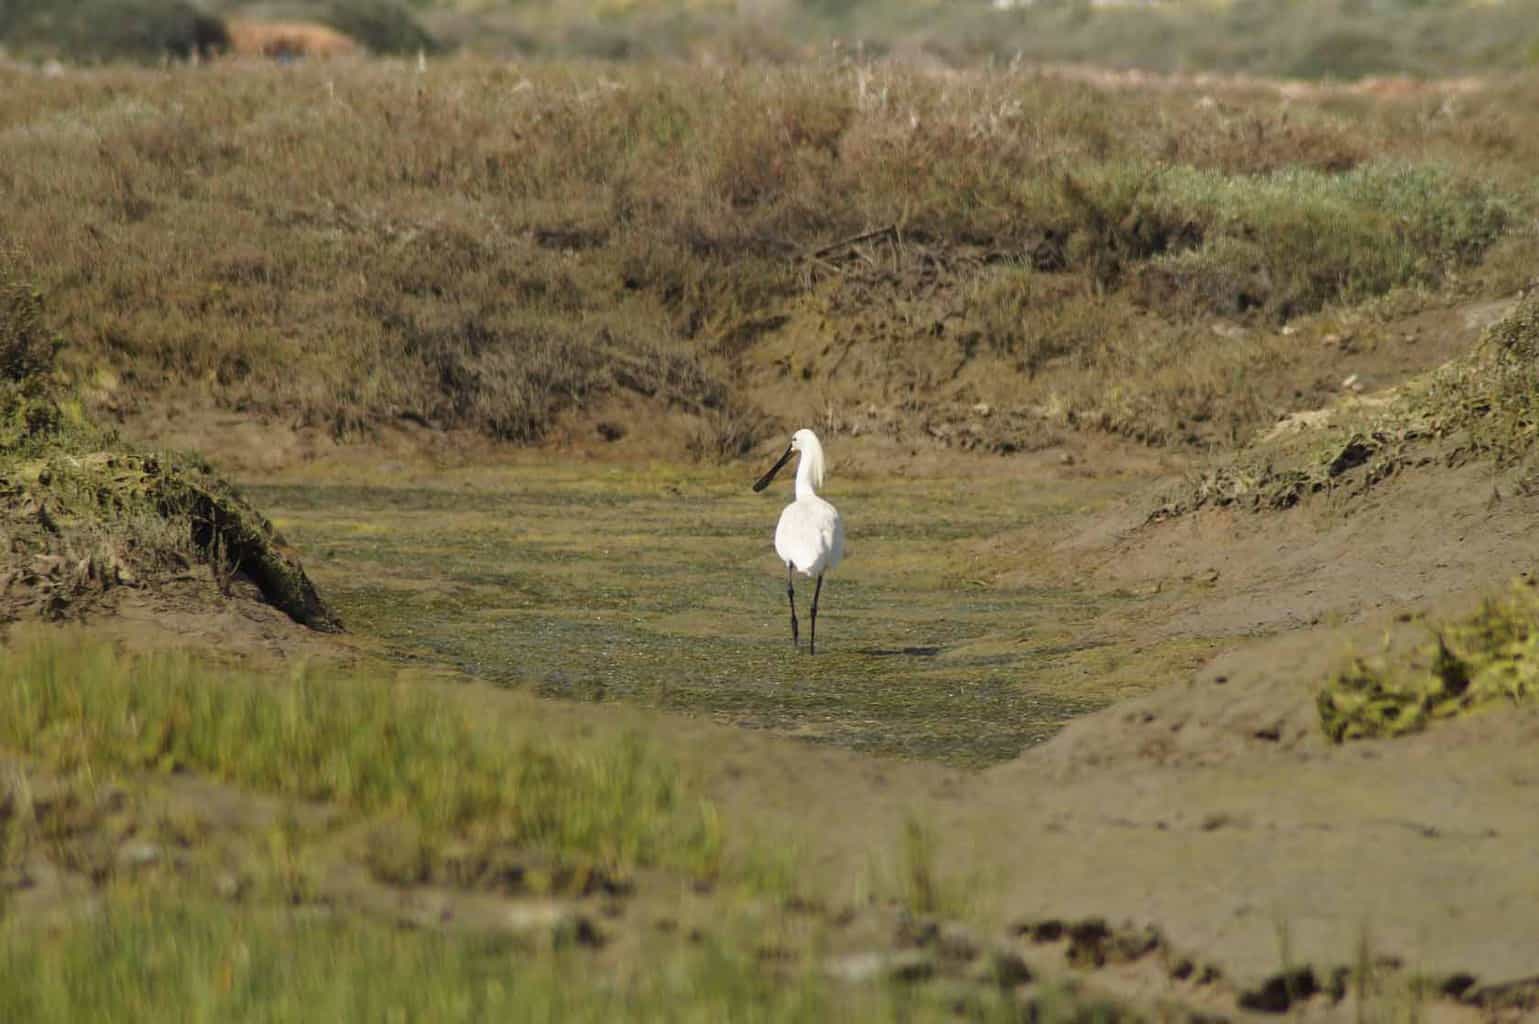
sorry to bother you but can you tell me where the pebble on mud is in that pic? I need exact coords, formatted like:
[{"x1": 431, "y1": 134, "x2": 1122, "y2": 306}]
[
  {"x1": 504, "y1": 901, "x2": 601, "y2": 947},
  {"x1": 825, "y1": 950, "x2": 935, "y2": 984},
  {"x1": 115, "y1": 841, "x2": 163, "y2": 868}
]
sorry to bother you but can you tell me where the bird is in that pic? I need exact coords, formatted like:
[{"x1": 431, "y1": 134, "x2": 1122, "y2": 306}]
[{"x1": 752, "y1": 428, "x2": 845, "y2": 654}]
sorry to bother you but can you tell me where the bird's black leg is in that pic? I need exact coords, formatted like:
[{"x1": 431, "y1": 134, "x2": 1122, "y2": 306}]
[
  {"x1": 809, "y1": 574, "x2": 824, "y2": 656},
  {"x1": 786, "y1": 562, "x2": 799, "y2": 648}
]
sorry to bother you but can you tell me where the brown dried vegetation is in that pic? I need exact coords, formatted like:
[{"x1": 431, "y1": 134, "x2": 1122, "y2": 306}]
[{"x1": 2, "y1": 61, "x2": 1535, "y2": 458}]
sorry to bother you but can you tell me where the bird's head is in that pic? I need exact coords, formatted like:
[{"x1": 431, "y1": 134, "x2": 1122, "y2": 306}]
[{"x1": 754, "y1": 428, "x2": 825, "y2": 493}]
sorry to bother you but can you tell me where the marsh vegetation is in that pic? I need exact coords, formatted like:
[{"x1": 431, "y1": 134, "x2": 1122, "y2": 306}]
[
  {"x1": 5, "y1": 26, "x2": 1539, "y2": 1020},
  {"x1": 4, "y1": 60, "x2": 1536, "y2": 457}
]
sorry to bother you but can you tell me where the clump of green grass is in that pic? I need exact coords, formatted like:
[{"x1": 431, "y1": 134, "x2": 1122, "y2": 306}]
[
  {"x1": 1318, "y1": 580, "x2": 1539, "y2": 742},
  {"x1": 1131, "y1": 162, "x2": 1512, "y2": 321},
  {"x1": 1062, "y1": 159, "x2": 1514, "y2": 318},
  {"x1": 0, "y1": 0, "x2": 228, "y2": 62},
  {"x1": 0, "y1": 632, "x2": 721, "y2": 875},
  {"x1": 0, "y1": 889, "x2": 844, "y2": 1024}
]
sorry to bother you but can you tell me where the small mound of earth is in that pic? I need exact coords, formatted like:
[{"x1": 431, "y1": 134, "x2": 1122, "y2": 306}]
[
  {"x1": 2, "y1": 448, "x2": 340, "y2": 633},
  {"x1": 2, "y1": 271, "x2": 337, "y2": 635}
]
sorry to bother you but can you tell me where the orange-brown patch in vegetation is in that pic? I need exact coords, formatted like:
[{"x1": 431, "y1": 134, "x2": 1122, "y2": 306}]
[{"x1": 226, "y1": 20, "x2": 362, "y2": 61}]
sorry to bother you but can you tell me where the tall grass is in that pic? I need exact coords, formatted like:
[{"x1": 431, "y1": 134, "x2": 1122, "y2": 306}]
[
  {"x1": 0, "y1": 632, "x2": 721, "y2": 874},
  {"x1": 0, "y1": 891, "x2": 852, "y2": 1024}
]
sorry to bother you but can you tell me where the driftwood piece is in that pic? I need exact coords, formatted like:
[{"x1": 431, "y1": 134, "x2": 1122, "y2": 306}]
[{"x1": 808, "y1": 226, "x2": 898, "y2": 261}]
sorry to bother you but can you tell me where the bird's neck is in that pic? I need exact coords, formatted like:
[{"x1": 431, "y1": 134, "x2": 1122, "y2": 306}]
[{"x1": 795, "y1": 445, "x2": 821, "y2": 500}]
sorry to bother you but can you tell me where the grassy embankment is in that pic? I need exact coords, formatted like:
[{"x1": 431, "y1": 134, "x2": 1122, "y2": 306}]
[
  {"x1": 1311, "y1": 292, "x2": 1539, "y2": 740},
  {"x1": 0, "y1": 633, "x2": 1111, "y2": 1022},
  {"x1": 2, "y1": 262, "x2": 335, "y2": 626},
  {"x1": 3, "y1": 61, "x2": 1535, "y2": 459}
]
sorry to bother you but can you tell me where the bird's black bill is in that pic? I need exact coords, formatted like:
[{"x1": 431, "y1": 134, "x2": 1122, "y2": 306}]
[{"x1": 753, "y1": 446, "x2": 794, "y2": 492}]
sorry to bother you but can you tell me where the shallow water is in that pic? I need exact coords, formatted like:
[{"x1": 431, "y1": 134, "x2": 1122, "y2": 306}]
[{"x1": 251, "y1": 459, "x2": 1202, "y2": 766}]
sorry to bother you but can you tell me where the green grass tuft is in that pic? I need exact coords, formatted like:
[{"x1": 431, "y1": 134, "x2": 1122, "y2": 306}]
[
  {"x1": 0, "y1": 890, "x2": 853, "y2": 1024},
  {"x1": 0, "y1": 633, "x2": 722, "y2": 875}
]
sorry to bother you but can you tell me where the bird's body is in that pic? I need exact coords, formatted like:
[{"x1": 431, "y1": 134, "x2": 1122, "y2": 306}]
[
  {"x1": 775, "y1": 494, "x2": 843, "y2": 578},
  {"x1": 753, "y1": 429, "x2": 844, "y2": 654}
]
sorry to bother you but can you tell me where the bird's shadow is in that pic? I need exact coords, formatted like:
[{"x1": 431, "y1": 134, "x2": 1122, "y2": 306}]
[{"x1": 856, "y1": 645, "x2": 942, "y2": 658}]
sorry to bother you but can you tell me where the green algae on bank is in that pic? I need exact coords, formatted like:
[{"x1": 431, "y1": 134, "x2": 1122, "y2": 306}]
[{"x1": 1319, "y1": 579, "x2": 1539, "y2": 741}]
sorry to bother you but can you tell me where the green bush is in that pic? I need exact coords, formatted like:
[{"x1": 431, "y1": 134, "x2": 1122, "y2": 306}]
[
  {"x1": 2, "y1": 0, "x2": 228, "y2": 62},
  {"x1": 1136, "y1": 162, "x2": 1512, "y2": 320}
]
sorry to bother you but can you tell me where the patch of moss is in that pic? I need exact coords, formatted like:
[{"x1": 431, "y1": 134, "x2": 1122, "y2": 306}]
[
  {"x1": 1319, "y1": 580, "x2": 1539, "y2": 742},
  {"x1": 1424, "y1": 289, "x2": 1539, "y2": 464}
]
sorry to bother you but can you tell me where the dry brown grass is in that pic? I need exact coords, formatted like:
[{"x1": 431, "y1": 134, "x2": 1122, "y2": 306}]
[{"x1": 2, "y1": 60, "x2": 1535, "y2": 455}]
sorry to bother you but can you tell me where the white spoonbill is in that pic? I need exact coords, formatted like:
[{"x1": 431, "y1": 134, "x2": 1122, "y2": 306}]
[{"x1": 752, "y1": 428, "x2": 845, "y2": 654}]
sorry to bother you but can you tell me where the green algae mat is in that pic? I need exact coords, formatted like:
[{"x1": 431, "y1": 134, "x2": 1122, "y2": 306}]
[{"x1": 249, "y1": 461, "x2": 1207, "y2": 767}]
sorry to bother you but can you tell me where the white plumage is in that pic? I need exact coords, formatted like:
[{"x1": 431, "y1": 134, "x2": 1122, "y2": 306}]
[
  {"x1": 753, "y1": 428, "x2": 845, "y2": 654},
  {"x1": 775, "y1": 493, "x2": 844, "y2": 579}
]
